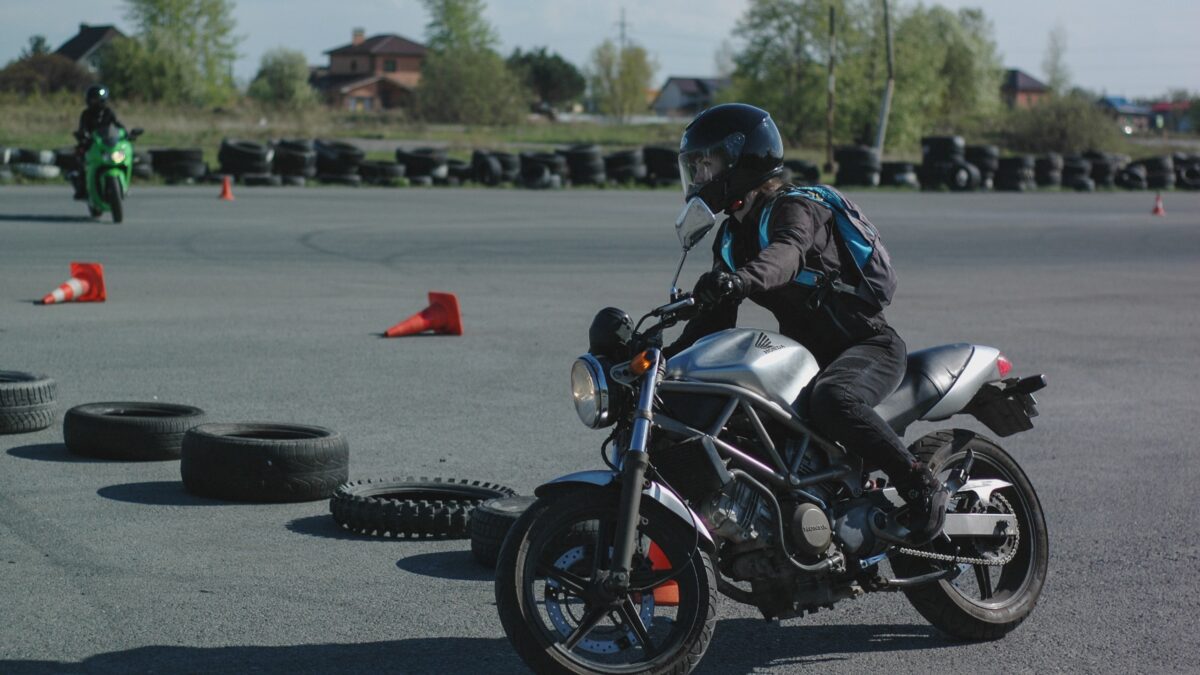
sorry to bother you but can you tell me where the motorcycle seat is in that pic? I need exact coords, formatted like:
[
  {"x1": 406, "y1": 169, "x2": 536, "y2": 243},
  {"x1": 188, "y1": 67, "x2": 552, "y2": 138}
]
[{"x1": 873, "y1": 343, "x2": 975, "y2": 435}]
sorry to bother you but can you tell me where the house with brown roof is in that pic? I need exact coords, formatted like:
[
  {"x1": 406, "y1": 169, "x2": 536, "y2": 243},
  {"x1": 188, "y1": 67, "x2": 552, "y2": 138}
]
[
  {"x1": 309, "y1": 29, "x2": 427, "y2": 111},
  {"x1": 1000, "y1": 69, "x2": 1049, "y2": 109},
  {"x1": 55, "y1": 23, "x2": 126, "y2": 73}
]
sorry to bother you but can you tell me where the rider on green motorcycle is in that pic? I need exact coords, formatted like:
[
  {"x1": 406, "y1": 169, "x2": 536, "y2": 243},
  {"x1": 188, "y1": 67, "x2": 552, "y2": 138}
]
[{"x1": 73, "y1": 85, "x2": 124, "y2": 200}]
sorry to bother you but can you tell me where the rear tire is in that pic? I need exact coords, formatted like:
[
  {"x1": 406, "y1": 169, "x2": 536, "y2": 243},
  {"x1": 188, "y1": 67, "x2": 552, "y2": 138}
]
[
  {"x1": 891, "y1": 429, "x2": 1049, "y2": 640},
  {"x1": 106, "y1": 175, "x2": 123, "y2": 223}
]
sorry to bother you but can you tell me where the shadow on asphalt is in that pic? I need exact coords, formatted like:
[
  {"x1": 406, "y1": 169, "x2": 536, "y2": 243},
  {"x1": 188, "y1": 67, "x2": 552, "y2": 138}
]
[
  {"x1": 0, "y1": 638, "x2": 527, "y2": 675},
  {"x1": 396, "y1": 550, "x2": 494, "y2": 582},
  {"x1": 284, "y1": 514, "x2": 380, "y2": 542},
  {"x1": 0, "y1": 214, "x2": 97, "y2": 224},
  {"x1": 6, "y1": 443, "x2": 109, "y2": 463},
  {"x1": 96, "y1": 481, "x2": 224, "y2": 506},
  {"x1": 695, "y1": 619, "x2": 953, "y2": 673}
]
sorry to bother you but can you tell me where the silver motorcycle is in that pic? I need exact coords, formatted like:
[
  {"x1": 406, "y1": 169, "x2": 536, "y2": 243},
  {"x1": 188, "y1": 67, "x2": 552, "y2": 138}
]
[{"x1": 495, "y1": 198, "x2": 1049, "y2": 674}]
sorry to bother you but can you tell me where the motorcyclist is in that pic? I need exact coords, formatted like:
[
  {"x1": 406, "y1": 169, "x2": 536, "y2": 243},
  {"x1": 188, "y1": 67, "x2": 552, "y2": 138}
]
[
  {"x1": 666, "y1": 103, "x2": 949, "y2": 543},
  {"x1": 72, "y1": 84, "x2": 124, "y2": 199}
]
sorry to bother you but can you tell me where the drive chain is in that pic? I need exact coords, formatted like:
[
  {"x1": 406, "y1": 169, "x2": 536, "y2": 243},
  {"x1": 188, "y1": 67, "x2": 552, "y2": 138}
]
[{"x1": 896, "y1": 494, "x2": 1020, "y2": 567}]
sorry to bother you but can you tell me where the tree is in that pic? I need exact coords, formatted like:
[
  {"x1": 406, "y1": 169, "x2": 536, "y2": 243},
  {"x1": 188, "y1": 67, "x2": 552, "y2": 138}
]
[
  {"x1": 587, "y1": 39, "x2": 656, "y2": 121},
  {"x1": 507, "y1": 47, "x2": 585, "y2": 109},
  {"x1": 1042, "y1": 23, "x2": 1070, "y2": 94},
  {"x1": 0, "y1": 54, "x2": 93, "y2": 95},
  {"x1": 20, "y1": 35, "x2": 52, "y2": 59},
  {"x1": 98, "y1": 34, "x2": 201, "y2": 104},
  {"x1": 247, "y1": 48, "x2": 316, "y2": 106},
  {"x1": 119, "y1": 0, "x2": 241, "y2": 105},
  {"x1": 1003, "y1": 92, "x2": 1118, "y2": 154},
  {"x1": 416, "y1": 0, "x2": 526, "y2": 125}
]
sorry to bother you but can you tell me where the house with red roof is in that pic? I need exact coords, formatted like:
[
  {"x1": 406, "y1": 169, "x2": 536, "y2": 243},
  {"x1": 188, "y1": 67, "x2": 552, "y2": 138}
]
[{"x1": 309, "y1": 29, "x2": 427, "y2": 111}]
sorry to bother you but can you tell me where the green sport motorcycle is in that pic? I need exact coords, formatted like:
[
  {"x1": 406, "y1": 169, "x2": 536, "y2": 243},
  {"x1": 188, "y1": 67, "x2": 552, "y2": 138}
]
[{"x1": 76, "y1": 123, "x2": 142, "y2": 223}]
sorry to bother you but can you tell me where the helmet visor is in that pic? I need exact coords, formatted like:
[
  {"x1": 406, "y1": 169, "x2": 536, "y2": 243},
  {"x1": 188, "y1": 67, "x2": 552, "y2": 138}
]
[{"x1": 679, "y1": 132, "x2": 745, "y2": 199}]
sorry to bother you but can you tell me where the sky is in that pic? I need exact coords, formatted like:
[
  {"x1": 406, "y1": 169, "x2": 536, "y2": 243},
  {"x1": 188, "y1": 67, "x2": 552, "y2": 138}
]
[{"x1": 2, "y1": 0, "x2": 1197, "y2": 99}]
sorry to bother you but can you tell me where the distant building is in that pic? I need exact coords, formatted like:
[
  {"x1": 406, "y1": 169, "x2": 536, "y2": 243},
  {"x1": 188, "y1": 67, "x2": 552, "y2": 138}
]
[
  {"x1": 1097, "y1": 96, "x2": 1153, "y2": 134},
  {"x1": 309, "y1": 28, "x2": 427, "y2": 111},
  {"x1": 651, "y1": 77, "x2": 731, "y2": 117},
  {"x1": 54, "y1": 23, "x2": 125, "y2": 73},
  {"x1": 1000, "y1": 69, "x2": 1049, "y2": 109},
  {"x1": 1150, "y1": 100, "x2": 1193, "y2": 133}
]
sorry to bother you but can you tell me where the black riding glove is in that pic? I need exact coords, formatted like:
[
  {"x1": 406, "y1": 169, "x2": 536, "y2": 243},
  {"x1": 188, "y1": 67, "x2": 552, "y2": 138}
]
[{"x1": 694, "y1": 271, "x2": 746, "y2": 307}]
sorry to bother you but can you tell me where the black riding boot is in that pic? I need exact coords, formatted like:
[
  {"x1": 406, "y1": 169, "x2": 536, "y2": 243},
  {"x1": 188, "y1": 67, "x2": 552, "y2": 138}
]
[{"x1": 896, "y1": 464, "x2": 950, "y2": 545}]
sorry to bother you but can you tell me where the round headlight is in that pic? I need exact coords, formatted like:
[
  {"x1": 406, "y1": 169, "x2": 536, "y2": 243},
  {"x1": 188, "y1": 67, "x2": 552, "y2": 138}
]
[
  {"x1": 571, "y1": 354, "x2": 610, "y2": 428},
  {"x1": 110, "y1": 150, "x2": 126, "y2": 163}
]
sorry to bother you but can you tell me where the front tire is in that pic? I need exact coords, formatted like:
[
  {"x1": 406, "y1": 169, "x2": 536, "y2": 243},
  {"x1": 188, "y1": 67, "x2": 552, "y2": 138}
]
[
  {"x1": 495, "y1": 489, "x2": 717, "y2": 674},
  {"x1": 891, "y1": 429, "x2": 1049, "y2": 640},
  {"x1": 106, "y1": 174, "x2": 123, "y2": 223}
]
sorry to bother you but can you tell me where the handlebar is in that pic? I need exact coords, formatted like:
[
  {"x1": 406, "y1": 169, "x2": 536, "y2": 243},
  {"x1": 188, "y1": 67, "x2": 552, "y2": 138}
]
[{"x1": 652, "y1": 296, "x2": 696, "y2": 318}]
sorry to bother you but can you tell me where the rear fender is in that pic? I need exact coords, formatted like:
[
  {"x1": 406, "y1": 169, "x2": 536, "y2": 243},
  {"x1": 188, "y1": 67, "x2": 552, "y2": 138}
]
[{"x1": 535, "y1": 470, "x2": 716, "y2": 554}]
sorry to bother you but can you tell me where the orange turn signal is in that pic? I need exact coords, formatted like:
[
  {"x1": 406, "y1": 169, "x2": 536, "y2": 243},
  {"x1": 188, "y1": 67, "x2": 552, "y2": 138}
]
[{"x1": 629, "y1": 350, "x2": 655, "y2": 376}]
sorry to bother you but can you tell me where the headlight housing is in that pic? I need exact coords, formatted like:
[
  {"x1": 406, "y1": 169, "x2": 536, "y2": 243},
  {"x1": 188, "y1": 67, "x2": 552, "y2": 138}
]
[
  {"x1": 571, "y1": 354, "x2": 612, "y2": 428},
  {"x1": 110, "y1": 150, "x2": 126, "y2": 163}
]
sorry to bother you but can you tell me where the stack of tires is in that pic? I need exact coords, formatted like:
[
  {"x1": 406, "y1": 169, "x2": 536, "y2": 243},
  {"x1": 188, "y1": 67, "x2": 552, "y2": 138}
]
[
  {"x1": 471, "y1": 150, "x2": 504, "y2": 186},
  {"x1": 519, "y1": 152, "x2": 566, "y2": 189},
  {"x1": 0, "y1": 371, "x2": 58, "y2": 434},
  {"x1": 1115, "y1": 163, "x2": 1148, "y2": 190},
  {"x1": 783, "y1": 159, "x2": 821, "y2": 186},
  {"x1": 559, "y1": 145, "x2": 606, "y2": 185},
  {"x1": 919, "y1": 136, "x2": 979, "y2": 191},
  {"x1": 493, "y1": 152, "x2": 520, "y2": 183},
  {"x1": 994, "y1": 155, "x2": 1036, "y2": 192},
  {"x1": 359, "y1": 160, "x2": 407, "y2": 186},
  {"x1": 1175, "y1": 153, "x2": 1200, "y2": 190},
  {"x1": 1034, "y1": 153, "x2": 1063, "y2": 188},
  {"x1": 54, "y1": 147, "x2": 79, "y2": 179},
  {"x1": 446, "y1": 158, "x2": 472, "y2": 186},
  {"x1": 604, "y1": 148, "x2": 646, "y2": 184},
  {"x1": 316, "y1": 140, "x2": 365, "y2": 186},
  {"x1": 272, "y1": 139, "x2": 317, "y2": 186},
  {"x1": 395, "y1": 147, "x2": 447, "y2": 186},
  {"x1": 643, "y1": 146, "x2": 680, "y2": 187},
  {"x1": 0, "y1": 147, "x2": 12, "y2": 183},
  {"x1": 132, "y1": 150, "x2": 153, "y2": 180},
  {"x1": 218, "y1": 140, "x2": 277, "y2": 186},
  {"x1": 1139, "y1": 156, "x2": 1176, "y2": 190},
  {"x1": 151, "y1": 148, "x2": 206, "y2": 183},
  {"x1": 1061, "y1": 156, "x2": 1094, "y2": 191},
  {"x1": 1083, "y1": 150, "x2": 1120, "y2": 189},
  {"x1": 834, "y1": 145, "x2": 880, "y2": 186},
  {"x1": 966, "y1": 145, "x2": 1000, "y2": 190},
  {"x1": 880, "y1": 162, "x2": 918, "y2": 188},
  {"x1": 10, "y1": 148, "x2": 61, "y2": 180}
]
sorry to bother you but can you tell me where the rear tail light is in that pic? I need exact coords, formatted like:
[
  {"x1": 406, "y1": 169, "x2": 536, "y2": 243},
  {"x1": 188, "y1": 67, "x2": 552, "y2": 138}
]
[{"x1": 996, "y1": 354, "x2": 1013, "y2": 377}]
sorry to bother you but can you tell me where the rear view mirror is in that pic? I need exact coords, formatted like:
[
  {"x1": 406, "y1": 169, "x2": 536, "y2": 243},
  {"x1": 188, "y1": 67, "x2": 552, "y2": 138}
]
[
  {"x1": 129, "y1": 128, "x2": 144, "y2": 140},
  {"x1": 675, "y1": 197, "x2": 716, "y2": 251}
]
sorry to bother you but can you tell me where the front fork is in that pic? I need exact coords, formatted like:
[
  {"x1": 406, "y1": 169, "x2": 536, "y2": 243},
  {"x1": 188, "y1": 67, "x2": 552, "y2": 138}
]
[{"x1": 605, "y1": 349, "x2": 662, "y2": 594}]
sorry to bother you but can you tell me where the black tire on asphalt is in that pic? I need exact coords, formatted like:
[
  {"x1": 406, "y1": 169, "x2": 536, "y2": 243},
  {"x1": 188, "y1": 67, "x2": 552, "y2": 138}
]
[
  {"x1": 63, "y1": 402, "x2": 206, "y2": 460},
  {"x1": 470, "y1": 495, "x2": 537, "y2": 567},
  {"x1": 181, "y1": 422, "x2": 349, "y2": 502},
  {"x1": 492, "y1": 152, "x2": 520, "y2": 182},
  {"x1": 471, "y1": 151, "x2": 503, "y2": 186},
  {"x1": 316, "y1": 173, "x2": 363, "y2": 186},
  {"x1": 890, "y1": 429, "x2": 1049, "y2": 641},
  {"x1": 921, "y1": 136, "x2": 966, "y2": 162},
  {"x1": 0, "y1": 371, "x2": 57, "y2": 435},
  {"x1": 241, "y1": 173, "x2": 283, "y2": 187},
  {"x1": 281, "y1": 175, "x2": 306, "y2": 187},
  {"x1": 315, "y1": 140, "x2": 365, "y2": 176},
  {"x1": 330, "y1": 477, "x2": 517, "y2": 539},
  {"x1": 395, "y1": 147, "x2": 448, "y2": 179},
  {"x1": 965, "y1": 145, "x2": 1000, "y2": 174}
]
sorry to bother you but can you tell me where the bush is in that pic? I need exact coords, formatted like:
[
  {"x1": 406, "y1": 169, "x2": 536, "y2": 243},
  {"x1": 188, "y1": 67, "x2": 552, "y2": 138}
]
[
  {"x1": 0, "y1": 54, "x2": 94, "y2": 95},
  {"x1": 1002, "y1": 93, "x2": 1119, "y2": 155},
  {"x1": 247, "y1": 48, "x2": 317, "y2": 107}
]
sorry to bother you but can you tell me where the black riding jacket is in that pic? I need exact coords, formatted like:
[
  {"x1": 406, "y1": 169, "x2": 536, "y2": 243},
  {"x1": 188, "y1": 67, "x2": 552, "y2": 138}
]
[
  {"x1": 77, "y1": 106, "x2": 123, "y2": 138},
  {"x1": 667, "y1": 189, "x2": 890, "y2": 368}
]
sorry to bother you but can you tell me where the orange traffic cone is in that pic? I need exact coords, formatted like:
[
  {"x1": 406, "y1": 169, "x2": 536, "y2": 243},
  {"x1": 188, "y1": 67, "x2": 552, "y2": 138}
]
[
  {"x1": 647, "y1": 541, "x2": 679, "y2": 606},
  {"x1": 218, "y1": 175, "x2": 234, "y2": 201},
  {"x1": 384, "y1": 292, "x2": 463, "y2": 337},
  {"x1": 40, "y1": 262, "x2": 106, "y2": 305},
  {"x1": 1151, "y1": 191, "x2": 1165, "y2": 216}
]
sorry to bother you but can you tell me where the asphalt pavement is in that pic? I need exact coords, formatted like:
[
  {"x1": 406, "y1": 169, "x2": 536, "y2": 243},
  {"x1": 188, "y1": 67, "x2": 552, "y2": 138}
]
[{"x1": 0, "y1": 184, "x2": 1197, "y2": 673}]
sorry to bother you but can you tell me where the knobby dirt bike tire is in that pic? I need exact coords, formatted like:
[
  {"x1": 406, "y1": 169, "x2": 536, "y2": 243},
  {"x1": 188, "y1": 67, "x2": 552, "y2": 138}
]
[{"x1": 330, "y1": 477, "x2": 517, "y2": 539}]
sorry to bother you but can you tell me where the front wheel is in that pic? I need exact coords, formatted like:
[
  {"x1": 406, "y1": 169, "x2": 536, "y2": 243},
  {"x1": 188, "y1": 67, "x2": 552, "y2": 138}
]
[
  {"x1": 891, "y1": 429, "x2": 1049, "y2": 640},
  {"x1": 106, "y1": 174, "x2": 123, "y2": 223},
  {"x1": 495, "y1": 489, "x2": 717, "y2": 674}
]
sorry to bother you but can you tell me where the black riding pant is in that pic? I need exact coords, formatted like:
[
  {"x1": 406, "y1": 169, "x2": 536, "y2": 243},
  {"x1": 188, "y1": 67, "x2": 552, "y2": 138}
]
[{"x1": 807, "y1": 326, "x2": 917, "y2": 479}]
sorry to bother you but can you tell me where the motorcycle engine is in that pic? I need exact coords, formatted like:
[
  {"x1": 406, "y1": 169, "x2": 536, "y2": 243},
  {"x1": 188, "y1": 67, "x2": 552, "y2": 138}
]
[{"x1": 698, "y1": 476, "x2": 773, "y2": 545}]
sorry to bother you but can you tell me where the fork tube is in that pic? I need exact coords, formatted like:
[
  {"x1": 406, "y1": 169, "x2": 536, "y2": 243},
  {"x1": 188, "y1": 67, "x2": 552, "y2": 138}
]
[{"x1": 609, "y1": 349, "x2": 661, "y2": 592}]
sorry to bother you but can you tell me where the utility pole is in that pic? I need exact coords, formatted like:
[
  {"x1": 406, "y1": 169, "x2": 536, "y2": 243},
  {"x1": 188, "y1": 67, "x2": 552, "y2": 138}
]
[
  {"x1": 873, "y1": 0, "x2": 895, "y2": 154},
  {"x1": 824, "y1": 6, "x2": 836, "y2": 174},
  {"x1": 617, "y1": 7, "x2": 629, "y2": 50}
]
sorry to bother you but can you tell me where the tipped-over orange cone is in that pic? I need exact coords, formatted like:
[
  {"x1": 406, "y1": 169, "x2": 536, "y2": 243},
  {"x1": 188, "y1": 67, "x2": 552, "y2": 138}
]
[
  {"x1": 40, "y1": 261, "x2": 106, "y2": 305},
  {"x1": 384, "y1": 292, "x2": 463, "y2": 337},
  {"x1": 1151, "y1": 192, "x2": 1165, "y2": 216},
  {"x1": 218, "y1": 175, "x2": 234, "y2": 201}
]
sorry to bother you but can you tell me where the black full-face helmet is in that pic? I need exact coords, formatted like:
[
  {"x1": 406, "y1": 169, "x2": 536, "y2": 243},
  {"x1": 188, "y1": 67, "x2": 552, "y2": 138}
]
[
  {"x1": 679, "y1": 103, "x2": 785, "y2": 213},
  {"x1": 86, "y1": 85, "x2": 109, "y2": 109}
]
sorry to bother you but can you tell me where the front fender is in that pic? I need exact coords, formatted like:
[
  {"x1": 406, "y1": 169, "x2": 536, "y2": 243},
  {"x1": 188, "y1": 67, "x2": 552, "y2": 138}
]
[{"x1": 535, "y1": 470, "x2": 716, "y2": 554}]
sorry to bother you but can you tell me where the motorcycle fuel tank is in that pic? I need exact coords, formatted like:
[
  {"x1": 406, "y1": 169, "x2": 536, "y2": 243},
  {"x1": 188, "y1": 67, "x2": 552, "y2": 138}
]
[{"x1": 666, "y1": 329, "x2": 820, "y2": 407}]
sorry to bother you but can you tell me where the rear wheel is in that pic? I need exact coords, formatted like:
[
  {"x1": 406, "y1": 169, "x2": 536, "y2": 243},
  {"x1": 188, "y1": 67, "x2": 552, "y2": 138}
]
[
  {"x1": 106, "y1": 174, "x2": 123, "y2": 223},
  {"x1": 496, "y1": 489, "x2": 716, "y2": 674},
  {"x1": 891, "y1": 429, "x2": 1049, "y2": 640}
]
